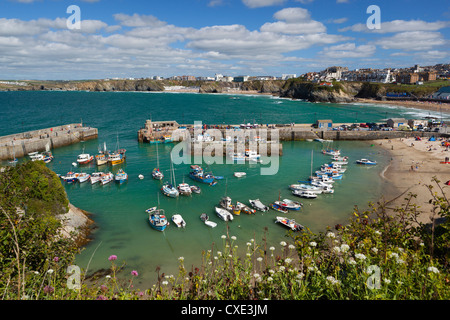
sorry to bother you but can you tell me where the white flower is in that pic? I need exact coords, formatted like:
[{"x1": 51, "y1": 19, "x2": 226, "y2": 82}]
[
  {"x1": 288, "y1": 244, "x2": 295, "y2": 250},
  {"x1": 348, "y1": 258, "x2": 357, "y2": 265},
  {"x1": 355, "y1": 253, "x2": 366, "y2": 261},
  {"x1": 47, "y1": 269, "x2": 54, "y2": 274},
  {"x1": 246, "y1": 253, "x2": 251, "y2": 257},
  {"x1": 279, "y1": 266, "x2": 285, "y2": 272},
  {"x1": 178, "y1": 256, "x2": 184, "y2": 261},
  {"x1": 221, "y1": 235, "x2": 226, "y2": 239},
  {"x1": 326, "y1": 276, "x2": 341, "y2": 285},
  {"x1": 280, "y1": 241, "x2": 287, "y2": 247},
  {"x1": 106, "y1": 275, "x2": 111, "y2": 279},
  {"x1": 285, "y1": 258, "x2": 292, "y2": 264},
  {"x1": 374, "y1": 230, "x2": 382, "y2": 236},
  {"x1": 419, "y1": 242, "x2": 425, "y2": 247},
  {"x1": 254, "y1": 273, "x2": 260, "y2": 278},
  {"x1": 371, "y1": 247, "x2": 378, "y2": 254},
  {"x1": 267, "y1": 277, "x2": 273, "y2": 282},
  {"x1": 427, "y1": 266, "x2": 440, "y2": 274},
  {"x1": 269, "y1": 269, "x2": 275, "y2": 274},
  {"x1": 269, "y1": 246, "x2": 275, "y2": 251},
  {"x1": 332, "y1": 246, "x2": 341, "y2": 254},
  {"x1": 34, "y1": 271, "x2": 39, "y2": 275},
  {"x1": 250, "y1": 238, "x2": 255, "y2": 243},
  {"x1": 246, "y1": 242, "x2": 252, "y2": 247},
  {"x1": 231, "y1": 236, "x2": 236, "y2": 241},
  {"x1": 383, "y1": 278, "x2": 391, "y2": 284},
  {"x1": 257, "y1": 257, "x2": 263, "y2": 262},
  {"x1": 309, "y1": 241, "x2": 317, "y2": 247},
  {"x1": 296, "y1": 272, "x2": 304, "y2": 279},
  {"x1": 217, "y1": 251, "x2": 222, "y2": 256},
  {"x1": 326, "y1": 232, "x2": 336, "y2": 238},
  {"x1": 162, "y1": 281, "x2": 168, "y2": 286},
  {"x1": 340, "y1": 244, "x2": 350, "y2": 253}
]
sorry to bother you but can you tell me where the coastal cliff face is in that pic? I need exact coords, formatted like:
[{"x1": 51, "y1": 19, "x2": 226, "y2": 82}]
[{"x1": 1, "y1": 78, "x2": 366, "y2": 103}]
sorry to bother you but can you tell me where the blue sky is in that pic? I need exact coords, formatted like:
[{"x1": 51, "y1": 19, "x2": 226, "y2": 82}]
[{"x1": 0, "y1": 0, "x2": 448, "y2": 79}]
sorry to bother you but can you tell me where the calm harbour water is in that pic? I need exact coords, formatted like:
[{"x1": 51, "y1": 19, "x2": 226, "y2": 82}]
[{"x1": 1, "y1": 91, "x2": 449, "y2": 287}]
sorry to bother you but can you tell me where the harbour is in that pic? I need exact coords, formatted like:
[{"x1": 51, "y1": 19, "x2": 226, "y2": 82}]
[{"x1": 1, "y1": 90, "x2": 450, "y2": 288}]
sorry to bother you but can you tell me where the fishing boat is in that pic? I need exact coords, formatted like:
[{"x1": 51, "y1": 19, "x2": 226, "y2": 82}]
[
  {"x1": 150, "y1": 135, "x2": 173, "y2": 144},
  {"x1": 219, "y1": 196, "x2": 241, "y2": 215},
  {"x1": 278, "y1": 199, "x2": 302, "y2": 211},
  {"x1": 332, "y1": 155, "x2": 348, "y2": 161},
  {"x1": 356, "y1": 159, "x2": 377, "y2": 165},
  {"x1": 61, "y1": 172, "x2": 78, "y2": 183},
  {"x1": 215, "y1": 207, "x2": 234, "y2": 221},
  {"x1": 28, "y1": 151, "x2": 43, "y2": 161},
  {"x1": 249, "y1": 199, "x2": 269, "y2": 212},
  {"x1": 152, "y1": 168, "x2": 164, "y2": 180},
  {"x1": 108, "y1": 152, "x2": 125, "y2": 166},
  {"x1": 200, "y1": 213, "x2": 217, "y2": 228},
  {"x1": 270, "y1": 203, "x2": 289, "y2": 214},
  {"x1": 229, "y1": 152, "x2": 245, "y2": 162},
  {"x1": 309, "y1": 175, "x2": 334, "y2": 184},
  {"x1": 234, "y1": 172, "x2": 246, "y2": 178},
  {"x1": 190, "y1": 185, "x2": 201, "y2": 194},
  {"x1": 148, "y1": 209, "x2": 169, "y2": 231},
  {"x1": 236, "y1": 202, "x2": 256, "y2": 214},
  {"x1": 101, "y1": 172, "x2": 114, "y2": 185},
  {"x1": 146, "y1": 207, "x2": 158, "y2": 214},
  {"x1": 115, "y1": 169, "x2": 128, "y2": 184},
  {"x1": 96, "y1": 153, "x2": 108, "y2": 166},
  {"x1": 172, "y1": 214, "x2": 186, "y2": 228},
  {"x1": 275, "y1": 216, "x2": 304, "y2": 232},
  {"x1": 77, "y1": 151, "x2": 94, "y2": 165},
  {"x1": 189, "y1": 166, "x2": 216, "y2": 185},
  {"x1": 76, "y1": 172, "x2": 91, "y2": 183},
  {"x1": 178, "y1": 183, "x2": 192, "y2": 196},
  {"x1": 322, "y1": 149, "x2": 340, "y2": 156},
  {"x1": 331, "y1": 160, "x2": 348, "y2": 165},
  {"x1": 292, "y1": 190, "x2": 318, "y2": 199},
  {"x1": 311, "y1": 181, "x2": 334, "y2": 193},
  {"x1": 90, "y1": 172, "x2": 103, "y2": 184},
  {"x1": 245, "y1": 149, "x2": 261, "y2": 162}
]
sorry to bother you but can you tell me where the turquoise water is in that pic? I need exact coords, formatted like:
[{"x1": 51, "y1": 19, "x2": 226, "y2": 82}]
[{"x1": 1, "y1": 91, "x2": 448, "y2": 288}]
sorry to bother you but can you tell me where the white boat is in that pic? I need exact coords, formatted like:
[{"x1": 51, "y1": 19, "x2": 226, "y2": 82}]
[
  {"x1": 275, "y1": 216, "x2": 304, "y2": 232},
  {"x1": 289, "y1": 184, "x2": 323, "y2": 194},
  {"x1": 311, "y1": 181, "x2": 334, "y2": 193},
  {"x1": 280, "y1": 199, "x2": 302, "y2": 210},
  {"x1": 245, "y1": 149, "x2": 261, "y2": 162},
  {"x1": 234, "y1": 172, "x2": 246, "y2": 178},
  {"x1": 215, "y1": 207, "x2": 234, "y2": 221},
  {"x1": 178, "y1": 183, "x2": 192, "y2": 196},
  {"x1": 76, "y1": 172, "x2": 90, "y2": 183},
  {"x1": 190, "y1": 185, "x2": 201, "y2": 194},
  {"x1": 332, "y1": 155, "x2": 348, "y2": 161},
  {"x1": 236, "y1": 202, "x2": 256, "y2": 214},
  {"x1": 249, "y1": 199, "x2": 269, "y2": 212},
  {"x1": 331, "y1": 161, "x2": 348, "y2": 165},
  {"x1": 322, "y1": 149, "x2": 340, "y2": 156},
  {"x1": 356, "y1": 159, "x2": 377, "y2": 165},
  {"x1": 292, "y1": 190, "x2": 318, "y2": 199},
  {"x1": 200, "y1": 213, "x2": 217, "y2": 228},
  {"x1": 90, "y1": 172, "x2": 103, "y2": 184},
  {"x1": 115, "y1": 169, "x2": 128, "y2": 184},
  {"x1": 162, "y1": 183, "x2": 179, "y2": 197},
  {"x1": 310, "y1": 175, "x2": 335, "y2": 184},
  {"x1": 28, "y1": 152, "x2": 43, "y2": 161},
  {"x1": 77, "y1": 153, "x2": 94, "y2": 165},
  {"x1": 172, "y1": 214, "x2": 186, "y2": 228},
  {"x1": 101, "y1": 172, "x2": 114, "y2": 185}
]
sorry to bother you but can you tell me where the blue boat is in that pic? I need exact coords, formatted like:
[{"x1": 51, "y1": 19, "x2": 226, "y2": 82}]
[
  {"x1": 148, "y1": 209, "x2": 169, "y2": 231},
  {"x1": 189, "y1": 165, "x2": 216, "y2": 184},
  {"x1": 115, "y1": 169, "x2": 128, "y2": 184},
  {"x1": 61, "y1": 172, "x2": 78, "y2": 183}
]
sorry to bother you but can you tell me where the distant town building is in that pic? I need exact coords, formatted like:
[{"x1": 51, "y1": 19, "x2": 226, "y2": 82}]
[
  {"x1": 396, "y1": 73, "x2": 419, "y2": 84},
  {"x1": 387, "y1": 118, "x2": 408, "y2": 128},
  {"x1": 233, "y1": 75, "x2": 249, "y2": 82},
  {"x1": 432, "y1": 86, "x2": 450, "y2": 100},
  {"x1": 281, "y1": 74, "x2": 297, "y2": 80}
]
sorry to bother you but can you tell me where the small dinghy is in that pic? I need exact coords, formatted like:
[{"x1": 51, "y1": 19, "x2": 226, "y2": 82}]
[
  {"x1": 200, "y1": 213, "x2": 217, "y2": 228},
  {"x1": 172, "y1": 214, "x2": 186, "y2": 228},
  {"x1": 249, "y1": 199, "x2": 269, "y2": 212}
]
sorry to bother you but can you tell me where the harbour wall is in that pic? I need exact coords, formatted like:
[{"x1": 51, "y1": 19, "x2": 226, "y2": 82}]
[{"x1": 0, "y1": 124, "x2": 98, "y2": 161}]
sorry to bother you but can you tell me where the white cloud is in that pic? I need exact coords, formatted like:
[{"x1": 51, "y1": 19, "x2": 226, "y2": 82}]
[
  {"x1": 242, "y1": 0, "x2": 285, "y2": 8},
  {"x1": 320, "y1": 42, "x2": 376, "y2": 58},
  {"x1": 261, "y1": 7, "x2": 327, "y2": 34},
  {"x1": 375, "y1": 31, "x2": 446, "y2": 51},
  {"x1": 339, "y1": 19, "x2": 449, "y2": 33}
]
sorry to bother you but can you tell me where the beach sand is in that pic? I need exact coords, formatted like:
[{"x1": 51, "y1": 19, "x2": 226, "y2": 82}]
[
  {"x1": 356, "y1": 98, "x2": 450, "y2": 113},
  {"x1": 376, "y1": 136, "x2": 450, "y2": 224}
]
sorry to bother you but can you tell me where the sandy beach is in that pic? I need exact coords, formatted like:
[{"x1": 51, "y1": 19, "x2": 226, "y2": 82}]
[{"x1": 376, "y1": 136, "x2": 450, "y2": 224}]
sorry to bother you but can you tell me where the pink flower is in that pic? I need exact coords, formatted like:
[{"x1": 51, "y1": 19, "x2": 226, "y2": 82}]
[
  {"x1": 131, "y1": 270, "x2": 138, "y2": 276},
  {"x1": 53, "y1": 256, "x2": 59, "y2": 262},
  {"x1": 108, "y1": 255, "x2": 117, "y2": 261}
]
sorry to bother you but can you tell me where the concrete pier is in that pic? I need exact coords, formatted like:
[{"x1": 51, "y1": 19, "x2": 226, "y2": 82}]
[{"x1": 0, "y1": 123, "x2": 98, "y2": 161}]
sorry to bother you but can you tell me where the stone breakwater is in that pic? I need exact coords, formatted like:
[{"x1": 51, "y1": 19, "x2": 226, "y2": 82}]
[{"x1": 0, "y1": 123, "x2": 98, "y2": 161}]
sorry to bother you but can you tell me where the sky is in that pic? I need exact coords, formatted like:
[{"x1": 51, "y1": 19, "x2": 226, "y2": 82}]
[{"x1": 0, "y1": 0, "x2": 449, "y2": 80}]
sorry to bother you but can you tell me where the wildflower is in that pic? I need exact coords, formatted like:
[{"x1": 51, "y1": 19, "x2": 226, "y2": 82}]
[
  {"x1": 269, "y1": 246, "x2": 275, "y2": 251},
  {"x1": 221, "y1": 235, "x2": 226, "y2": 239},
  {"x1": 280, "y1": 241, "x2": 287, "y2": 247},
  {"x1": 278, "y1": 266, "x2": 285, "y2": 272},
  {"x1": 250, "y1": 238, "x2": 254, "y2": 243},
  {"x1": 178, "y1": 256, "x2": 184, "y2": 262},
  {"x1": 257, "y1": 257, "x2": 263, "y2": 262},
  {"x1": 96, "y1": 295, "x2": 108, "y2": 300},
  {"x1": 309, "y1": 241, "x2": 317, "y2": 247},
  {"x1": 297, "y1": 272, "x2": 305, "y2": 279},
  {"x1": 289, "y1": 244, "x2": 295, "y2": 250},
  {"x1": 285, "y1": 258, "x2": 292, "y2": 264},
  {"x1": 340, "y1": 244, "x2": 350, "y2": 253},
  {"x1": 374, "y1": 230, "x2": 382, "y2": 236},
  {"x1": 371, "y1": 247, "x2": 378, "y2": 254},
  {"x1": 355, "y1": 253, "x2": 366, "y2": 261},
  {"x1": 427, "y1": 266, "x2": 440, "y2": 274},
  {"x1": 267, "y1": 277, "x2": 273, "y2": 282},
  {"x1": 53, "y1": 257, "x2": 59, "y2": 262},
  {"x1": 348, "y1": 258, "x2": 357, "y2": 265},
  {"x1": 108, "y1": 255, "x2": 117, "y2": 261},
  {"x1": 43, "y1": 285, "x2": 54, "y2": 294},
  {"x1": 419, "y1": 242, "x2": 425, "y2": 247},
  {"x1": 34, "y1": 271, "x2": 39, "y2": 275},
  {"x1": 162, "y1": 281, "x2": 168, "y2": 286},
  {"x1": 246, "y1": 242, "x2": 252, "y2": 247},
  {"x1": 269, "y1": 269, "x2": 275, "y2": 274},
  {"x1": 231, "y1": 236, "x2": 236, "y2": 241},
  {"x1": 326, "y1": 276, "x2": 341, "y2": 285},
  {"x1": 47, "y1": 269, "x2": 54, "y2": 274},
  {"x1": 326, "y1": 232, "x2": 335, "y2": 238},
  {"x1": 131, "y1": 270, "x2": 139, "y2": 277},
  {"x1": 217, "y1": 251, "x2": 222, "y2": 256},
  {"x1": 383, "y1": 278, "x2": 391, "y2": 284},
  {"x1": 246, "y1": 253, "x2": 251, "y2": 257},
  {"x1": 254, "y1": 273, "x2": 260, "y2": 278},
  {"x1": 106, "y1": 275, "x2": 111, "y2": 279},
  {"x1": 332, "y1": 246, "x2": 341, "y2": 254}
]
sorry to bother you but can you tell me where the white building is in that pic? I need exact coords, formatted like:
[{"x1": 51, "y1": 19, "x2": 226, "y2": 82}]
[{"x1": 281, "y1": 74, "x2": 297, "y2": 80}]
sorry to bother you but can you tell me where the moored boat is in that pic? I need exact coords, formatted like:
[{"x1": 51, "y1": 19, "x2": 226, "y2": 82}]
[
  {"x1": 292, "y1": 190, "x2": 318, "y2": 199},
  {"x1": 189, "y1": 166, "x2": 216, "y2": 185},
  {"x1": 215, "y1": 207, "x2": 234, "y2": 221},
  {"x1": 178, "y1": 183, "x2": 192, "y2": 196},
  {"x1": 236, "y1": 202, "x2": 256, "y2": 214},
  {"x1": 219, "y1": 196, "x2": 240, "y2": 215},
  {"x1": 96, "y1": 153, "x2": 108, "y2": 166},
  {"x1": 115, "y1": 169, "x2": 128, "y2": 184},
  {"x1": 190, "y1": 185, "x2": 201, "y2": 194},
  {"x1": 275, "y1": 216, "x2": 304, "y2": 231},
  {"x1": 77, "y1": 153, "x2": 94, "y2": 165},
  {"x1": 172, "y1": 214, "x2": 186, "y2": 228},
  {"x1": 249, "y1": 199, "x2": 269, "y2": 212},
  {"x1": 101, "y1": 172, "x2": 114, "y2": 185},
  {"x1": 161, "y1": 183, "x2": 179, "y2": 198},
  {"x1": 152, "y1": 168, "x2": 164, "y2": 180},
  {"x1": 281, "y1": 199, "x2": 302, "y2": 210},
  {"x1": 234, "y1": 172, "x2": 246, "y2": 178},
  {"x1": 200, "y1": 213, "x2": 217, "y2": 228},
  {"x1": 90, "y1": 172, "x2": 103, "y2": 184},
  {"x1": 356, "y1": 158, "x2": 377, "y2": 165},
  {"x1": 270, "y1": 202, "x2": 289, "y2": 214},
  {"x1": 61, "y1": 172, "x2": 78, "y2": 183},
  {"x1": 76, "y1": 172, "x2": 91, "y2": 183},
  {"x1": 149, "y1": 209, "x2": 169, "y2": 231}
]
